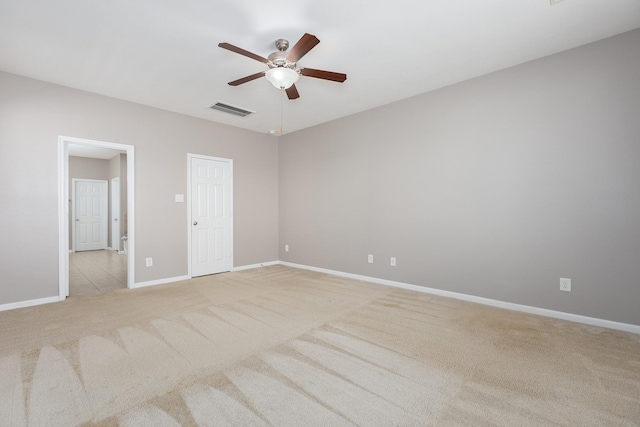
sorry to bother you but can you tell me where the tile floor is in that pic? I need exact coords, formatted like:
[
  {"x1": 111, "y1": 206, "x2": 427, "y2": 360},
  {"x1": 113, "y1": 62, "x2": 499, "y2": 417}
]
[{"x1": 69, "y1": 250, "x2": 127, "y2": 296}]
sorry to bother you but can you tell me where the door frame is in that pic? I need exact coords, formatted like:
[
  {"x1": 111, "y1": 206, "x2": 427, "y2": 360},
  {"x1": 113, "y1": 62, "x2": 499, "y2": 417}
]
[
  {"x1": 72, "y1": 178, "x2": 108, "y2": 252},
  {"x1": 58, "y1": 136, "x2": 135, "y2": 299},
  {"x1": 187, "y1": 153, "x2": 233, "y2": 278},
  {"x1": 111, "y1": 177, "x2": 121, "y2": 252}
]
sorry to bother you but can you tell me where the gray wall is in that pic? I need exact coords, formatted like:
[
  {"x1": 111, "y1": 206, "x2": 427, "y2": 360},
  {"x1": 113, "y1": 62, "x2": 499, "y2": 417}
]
[
  {"x1": 278, "y1": 29, "x2": 640, "y2": 326},
  {"x1": 0, "y1": 72, "x2": 279, "y2": 305}
]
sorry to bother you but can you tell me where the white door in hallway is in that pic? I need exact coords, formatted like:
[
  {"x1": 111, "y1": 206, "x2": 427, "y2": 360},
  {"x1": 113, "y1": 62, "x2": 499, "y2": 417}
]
[
  {"x1": 74, "y1": 179, "x2": 108, "y2": 251},
  {"x1": 190, "y1": 156, "x2": 233, "y2": 277}
]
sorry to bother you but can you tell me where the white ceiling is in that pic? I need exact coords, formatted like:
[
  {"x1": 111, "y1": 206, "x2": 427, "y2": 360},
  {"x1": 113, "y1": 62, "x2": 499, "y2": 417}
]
[
  {"x1": 1, "y1": 0, "x2": 639, "y2": 135},
  {"x1": 68, "y1": 144, "x2": 125, "y2": 160}
]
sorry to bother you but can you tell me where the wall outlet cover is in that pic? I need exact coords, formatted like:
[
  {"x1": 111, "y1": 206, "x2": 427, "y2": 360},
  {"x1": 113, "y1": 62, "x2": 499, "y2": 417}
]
[{"x1": 560, "y1": 277, "x2": 571, "y2": 292}]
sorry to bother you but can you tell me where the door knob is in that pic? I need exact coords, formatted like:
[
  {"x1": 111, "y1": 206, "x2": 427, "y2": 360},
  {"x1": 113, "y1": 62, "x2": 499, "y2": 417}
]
[
  {"x1": 75, "y1": 218, "x2": 79, "y2": 221},
  {"x1": 114, "y1": 218, "x2": 118, "y2": 221},
  {"x1": 193, "y1": 221, "x2": 198, "y2": 226}
]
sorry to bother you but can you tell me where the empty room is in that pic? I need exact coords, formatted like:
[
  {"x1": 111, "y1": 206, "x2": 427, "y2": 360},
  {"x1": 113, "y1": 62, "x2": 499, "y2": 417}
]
[{"x1": 1, "y1": 1, "x2": 639, "y2": 426}]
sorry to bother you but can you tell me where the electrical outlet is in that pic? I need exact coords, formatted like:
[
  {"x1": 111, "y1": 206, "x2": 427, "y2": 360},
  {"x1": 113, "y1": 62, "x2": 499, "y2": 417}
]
[
  {"x1": 146, "y1": 257, "x2": 153, "y2": 267},
  {"x1": 390, "y1": 257, "x2": 396, "y2": 267},
  {"x1": 368, "y1": 254, "x2": 374, "y2": 264},
  {"x1": 560, "y1": 278, "x2": 571, "y2": 292},
  {"x1": 285, "y1": 244, "x2": 289, "y2": 252}
]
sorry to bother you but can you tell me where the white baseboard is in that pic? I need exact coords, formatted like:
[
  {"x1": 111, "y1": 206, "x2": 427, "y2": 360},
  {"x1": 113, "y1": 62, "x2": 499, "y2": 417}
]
[
  {"x1": 134, "y1": 275, "x2": 191, "y2": 289},
  {"x1": 135, "y1": 261, "x2": 280, "y2": 286},
  {"x1": 233, "y1": 261, "x2": 279, "y2": 272},
  {"x1": 278, "y1": 261, "x2": 640, "y2": 335},
  {"x1": 0, "y1": 296, "x2": 61, "y2": 313},
  {"x1": 3, "y1": 261, "x2": 636, "y2": 335}
]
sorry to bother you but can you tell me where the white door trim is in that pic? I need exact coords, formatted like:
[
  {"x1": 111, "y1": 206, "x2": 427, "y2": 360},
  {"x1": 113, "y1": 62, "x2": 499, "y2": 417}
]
[
  {"x1": 58, "y1": 136, "x2": 135, "y2": 299},
  {"x1": 72, "y1": 178, "x2": 108, "y2": 252},
  {"x1": 111, "y1": 177, "x2": 121, "y2": 252},
  {"x1": 187, "y1": 153, "x2": 234, "y2": 278}
]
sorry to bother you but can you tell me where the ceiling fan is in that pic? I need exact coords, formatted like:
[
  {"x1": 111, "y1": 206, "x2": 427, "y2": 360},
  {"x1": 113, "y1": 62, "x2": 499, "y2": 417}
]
[{"x1": 218, "y1": 33, "x2": 347, "y2": 100}]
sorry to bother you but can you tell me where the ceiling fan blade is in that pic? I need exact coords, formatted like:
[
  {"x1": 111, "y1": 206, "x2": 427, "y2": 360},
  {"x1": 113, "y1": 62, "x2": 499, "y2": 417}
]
[
  {"x1": 285, "y1": 84, "x2": 300, "y2": 100},
  {"x1": 218, "y1": 42, "x2": 269, "y2": 63},
  {"x1": 286, "y1": 33, "x2": 320, "y2": 63},
  {"x1": 300, "y1": 68, "x2": 347, "y2": 83},
  {"x1": 228, "y1": 71, "x2": 266, "y2": 86}
]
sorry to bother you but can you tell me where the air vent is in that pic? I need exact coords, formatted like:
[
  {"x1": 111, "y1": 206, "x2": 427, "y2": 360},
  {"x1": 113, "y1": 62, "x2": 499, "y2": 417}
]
[{"x1": 209, "y1": 101, "x2": 255, "y2": 117}]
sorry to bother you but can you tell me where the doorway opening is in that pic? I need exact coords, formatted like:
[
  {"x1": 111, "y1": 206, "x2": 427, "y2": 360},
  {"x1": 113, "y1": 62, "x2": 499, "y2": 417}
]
[{"x1": 58, "y1": 136, "x2": 135, "y2": 299}]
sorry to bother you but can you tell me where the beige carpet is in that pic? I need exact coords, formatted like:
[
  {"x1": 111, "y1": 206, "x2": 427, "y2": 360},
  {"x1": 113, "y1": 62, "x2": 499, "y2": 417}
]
[{"x1": 0, "y1": 265, "x2": 638, "y2": 426}]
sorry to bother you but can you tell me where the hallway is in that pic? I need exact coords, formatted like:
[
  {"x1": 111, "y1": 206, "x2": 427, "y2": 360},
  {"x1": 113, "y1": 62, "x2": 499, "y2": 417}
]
[{"x1": 69, "y1": 250, "x2": 127, "y2": 296}]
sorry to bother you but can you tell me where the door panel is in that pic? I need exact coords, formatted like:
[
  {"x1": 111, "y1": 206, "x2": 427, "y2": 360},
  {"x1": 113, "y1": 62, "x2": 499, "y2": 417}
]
[{"x1": 191, "y1": 157, "x2": 232, "y2": 277}]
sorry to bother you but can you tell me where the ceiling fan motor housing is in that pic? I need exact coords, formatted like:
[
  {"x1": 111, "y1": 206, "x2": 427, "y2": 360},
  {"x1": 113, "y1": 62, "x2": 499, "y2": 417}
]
[{"x1": 267, "y1": 51, "x2": 297, "y2": 70}]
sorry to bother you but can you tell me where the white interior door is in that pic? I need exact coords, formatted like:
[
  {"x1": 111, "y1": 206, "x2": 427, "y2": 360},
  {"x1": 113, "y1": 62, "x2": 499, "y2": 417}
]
[
  {"x1": 111, "y1": 177, "x2": 120, "y2": 252},
  {"x1": 190, "y1": 156, "x2": 233, "y2": 277},
  {"x1": 75, "y1": 179, "x2": 108, "y2": 251}
]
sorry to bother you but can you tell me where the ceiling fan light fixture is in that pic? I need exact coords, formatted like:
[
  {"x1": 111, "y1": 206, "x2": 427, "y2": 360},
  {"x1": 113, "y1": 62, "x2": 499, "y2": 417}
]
[{"x1": 265, "y1": 67, "x2": 299, "y2": 89}]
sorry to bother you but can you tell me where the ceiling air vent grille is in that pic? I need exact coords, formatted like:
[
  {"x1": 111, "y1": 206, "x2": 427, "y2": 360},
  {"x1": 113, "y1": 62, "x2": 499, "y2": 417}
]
[{"x1": 209, "y1": 101, "x2": 255, "y2": 117}]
